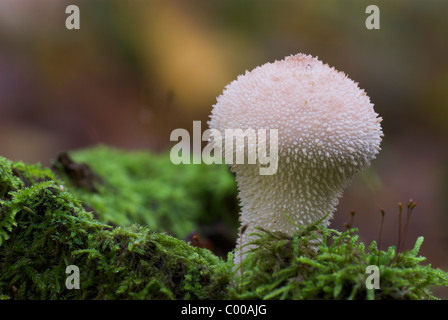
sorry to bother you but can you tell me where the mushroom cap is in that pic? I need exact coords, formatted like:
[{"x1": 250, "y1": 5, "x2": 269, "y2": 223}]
[
  {"x1": 208, "y1": 53, "x2": 383, "y2": 258},
  {"x1": 209, "y1": 53, "x2": 382, "y2": 172}
]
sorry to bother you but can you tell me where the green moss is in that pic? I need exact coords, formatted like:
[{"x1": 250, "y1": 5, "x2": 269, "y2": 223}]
[
  {"x1": 0, "y1": 154, "x2": 233, "y2": 299},
  {"x1": 229, "y1": 225, "x2": 448, "y2": 300},
  {"x1": 53, "y1": 145, "x2": 238, "y2": 240},
  {"x1": 1, "y1": 146, "x2": 447, "y2": 300}
]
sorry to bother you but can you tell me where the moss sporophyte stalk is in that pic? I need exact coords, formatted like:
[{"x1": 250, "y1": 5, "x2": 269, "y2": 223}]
[{"x1": 0, "y1": 145, "x2": 447, "y2": 299}]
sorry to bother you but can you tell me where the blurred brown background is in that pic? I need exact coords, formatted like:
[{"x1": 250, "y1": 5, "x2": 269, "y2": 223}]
[{"x1": 1, "y1": 0, "x2": 447, "y2": 295}]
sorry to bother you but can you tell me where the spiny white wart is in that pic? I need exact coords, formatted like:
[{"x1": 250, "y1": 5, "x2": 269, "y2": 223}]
[{"x1": 208, "y1": 53, "x2": 383, "y2": 261}]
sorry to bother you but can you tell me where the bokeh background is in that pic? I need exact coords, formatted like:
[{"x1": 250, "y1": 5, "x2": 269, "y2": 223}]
[{"x1": 1, "y1": 0, "x2": 447, "y2": 296}]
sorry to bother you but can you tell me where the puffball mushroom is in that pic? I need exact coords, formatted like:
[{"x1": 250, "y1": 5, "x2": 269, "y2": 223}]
[{"x1": 208, "y1": 53, "x2": 383, "y2": 260}]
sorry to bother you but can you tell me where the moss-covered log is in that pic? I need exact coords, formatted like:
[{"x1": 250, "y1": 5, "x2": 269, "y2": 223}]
[
  {"x1": 1, "y1": 146, "x2": 447, "y2": 300},
  {"x1": 0, "y1": 148, "x2": 234, "y2": 299}
]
